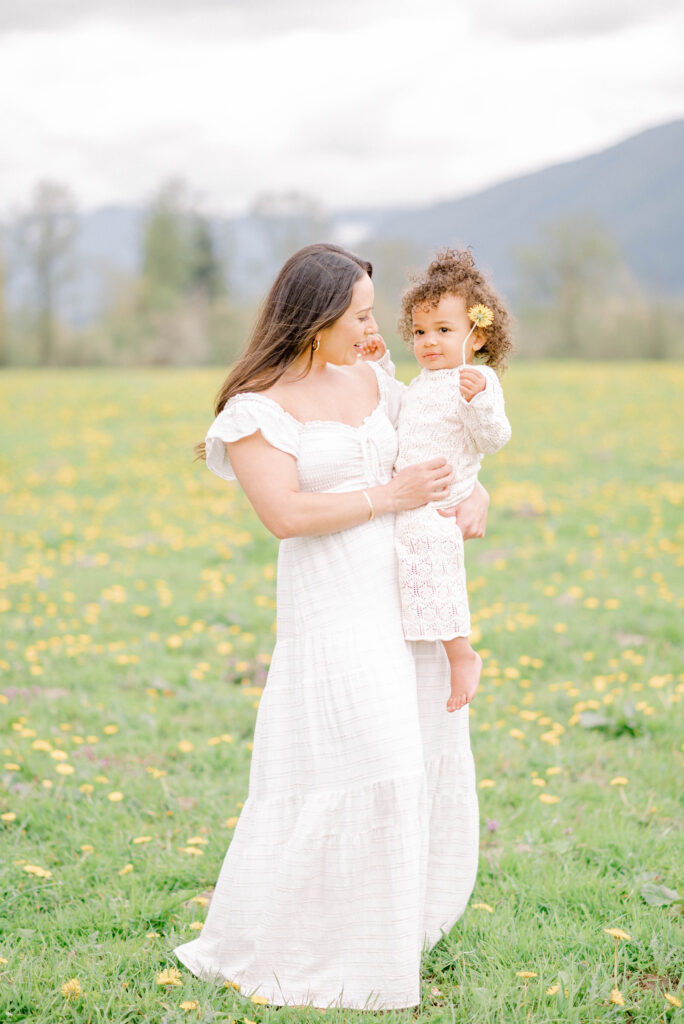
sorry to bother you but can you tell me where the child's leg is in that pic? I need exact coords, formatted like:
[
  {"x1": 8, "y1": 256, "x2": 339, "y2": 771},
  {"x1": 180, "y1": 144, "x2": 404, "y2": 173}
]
[{"x1": 442, "y1": 637, "x2": 481, "y2": 713}]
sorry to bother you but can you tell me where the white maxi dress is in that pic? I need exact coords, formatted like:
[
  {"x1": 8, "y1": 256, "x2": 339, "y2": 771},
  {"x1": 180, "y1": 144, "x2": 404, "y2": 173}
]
[{"x1": 174, "y1": 361, "x2": 479, "y2": 1010}]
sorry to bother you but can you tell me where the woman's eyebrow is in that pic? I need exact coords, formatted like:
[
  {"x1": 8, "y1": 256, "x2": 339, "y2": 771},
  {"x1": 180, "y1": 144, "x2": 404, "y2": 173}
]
[{"x1": 355, "y1": 305, "x2": 373, "y2": 314}]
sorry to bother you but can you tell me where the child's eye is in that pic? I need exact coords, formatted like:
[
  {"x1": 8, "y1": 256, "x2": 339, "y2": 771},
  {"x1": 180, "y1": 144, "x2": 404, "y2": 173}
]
[
  {"x1": 439, "y1": 327, "x2": 450, "y2": 333},
  {"x1": 414, "y1": 329, "x2": 424, "y2": 336}
]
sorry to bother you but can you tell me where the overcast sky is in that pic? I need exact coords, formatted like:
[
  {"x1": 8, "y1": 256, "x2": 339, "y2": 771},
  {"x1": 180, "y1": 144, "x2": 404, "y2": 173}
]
[{"x1": 1, "y1": 0, "x2": 683, "y2": 216}]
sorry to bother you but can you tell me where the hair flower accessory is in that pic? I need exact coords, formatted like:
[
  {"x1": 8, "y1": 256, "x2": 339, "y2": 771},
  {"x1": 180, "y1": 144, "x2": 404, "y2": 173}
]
[
  {"x1": 461, "y1": 304, "x2": 494, "y2": 365},
  {"x1": 468, "y1": 304, "x2": 494, "y2": 329}
]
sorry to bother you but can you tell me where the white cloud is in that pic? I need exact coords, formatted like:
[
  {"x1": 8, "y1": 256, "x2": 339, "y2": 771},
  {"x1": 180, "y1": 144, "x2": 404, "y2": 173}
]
[
  {"x1": 0, "y1": 2, "x2": 682, "y2": 216},
  {"x1": 464, "y1": 0, "x2": 683, "y2": 39}
]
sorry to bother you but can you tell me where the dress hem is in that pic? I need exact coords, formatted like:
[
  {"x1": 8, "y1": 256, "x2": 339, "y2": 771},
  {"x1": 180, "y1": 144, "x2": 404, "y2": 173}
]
[{"x1": 173, "y1": 945, "x2": 421, "y2": 1011}]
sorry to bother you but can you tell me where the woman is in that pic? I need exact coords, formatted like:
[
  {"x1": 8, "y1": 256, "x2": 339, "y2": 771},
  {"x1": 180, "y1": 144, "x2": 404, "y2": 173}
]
[{"x1": 175, "y1": 244, "x2": 487, "y2": 1011}]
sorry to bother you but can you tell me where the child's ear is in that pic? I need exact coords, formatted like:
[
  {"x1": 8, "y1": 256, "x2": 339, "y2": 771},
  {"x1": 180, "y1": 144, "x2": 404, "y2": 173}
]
[{"x1": 472, "y1": 331, "x2": 486, "y2": 352}]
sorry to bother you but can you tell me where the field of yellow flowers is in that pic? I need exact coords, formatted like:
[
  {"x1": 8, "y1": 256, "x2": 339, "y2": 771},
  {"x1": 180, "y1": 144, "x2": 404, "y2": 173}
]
[{"x1": 1, "y1": 363, "x2": 682, "y2": 1024}]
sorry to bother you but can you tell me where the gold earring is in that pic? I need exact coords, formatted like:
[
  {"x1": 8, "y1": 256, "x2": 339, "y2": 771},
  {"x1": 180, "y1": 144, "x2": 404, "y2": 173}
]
[{"x1": 312, "y1": 338, "x2": 320, "y2": 352}]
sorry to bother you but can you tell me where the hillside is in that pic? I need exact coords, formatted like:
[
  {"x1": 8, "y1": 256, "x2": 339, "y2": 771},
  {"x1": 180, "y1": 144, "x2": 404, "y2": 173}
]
[
  {"x1": 337, "y1": 119, "x2": 684, "y2": 300},
  {"x1": 3, "y1": 119, "x2": 683, "y2": 323}
]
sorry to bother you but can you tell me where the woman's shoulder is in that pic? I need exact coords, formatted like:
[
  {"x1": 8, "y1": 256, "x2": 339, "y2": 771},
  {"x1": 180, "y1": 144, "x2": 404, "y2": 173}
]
[{"x1": 205, "y1": 392, "x2": 300, "y2": 481}]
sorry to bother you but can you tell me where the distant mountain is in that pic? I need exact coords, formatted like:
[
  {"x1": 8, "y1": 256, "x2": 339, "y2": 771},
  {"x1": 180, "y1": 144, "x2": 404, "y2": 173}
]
[
  {"x1": 334, "y1": 118, "x2": 684, "y2": 300},
  {"x1": 4, "y1": 119, "x2": 683, "y2": 323}
]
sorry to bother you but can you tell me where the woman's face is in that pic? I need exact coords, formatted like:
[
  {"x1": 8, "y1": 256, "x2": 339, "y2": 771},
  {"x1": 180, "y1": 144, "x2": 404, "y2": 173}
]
[{"x1": 317, "y1": 274, "x2": 378, "y2": 366}]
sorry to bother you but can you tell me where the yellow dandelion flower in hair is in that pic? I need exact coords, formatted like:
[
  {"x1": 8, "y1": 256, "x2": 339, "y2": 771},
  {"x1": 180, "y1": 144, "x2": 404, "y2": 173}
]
[{"x1": 468, "y1": 304, "x2": 494, "y2": 329}]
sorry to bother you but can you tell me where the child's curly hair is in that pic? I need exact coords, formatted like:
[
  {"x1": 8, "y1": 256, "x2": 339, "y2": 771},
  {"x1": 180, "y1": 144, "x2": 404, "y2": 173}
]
[{"x1": 398, "y1": 248, "x2": 514, "y2": 373}]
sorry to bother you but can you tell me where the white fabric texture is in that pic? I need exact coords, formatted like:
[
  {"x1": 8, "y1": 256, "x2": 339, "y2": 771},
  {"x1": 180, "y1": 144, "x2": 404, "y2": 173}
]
[
  {"x1": 174, "y1": 361, "x2": 479, "y2": 1010},
  {"x1": 393, "y1": 364, "x2": 511, "y2": 641}
]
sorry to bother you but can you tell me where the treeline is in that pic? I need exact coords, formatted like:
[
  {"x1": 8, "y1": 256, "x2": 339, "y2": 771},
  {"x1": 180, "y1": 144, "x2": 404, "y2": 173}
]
[{"x1": 0, "y1": 181, "x2": 682, "y2": 366}]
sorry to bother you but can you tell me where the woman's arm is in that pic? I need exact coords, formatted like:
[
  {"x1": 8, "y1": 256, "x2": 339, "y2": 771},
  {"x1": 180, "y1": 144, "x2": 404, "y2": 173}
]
[
  {"x1": 437, "y1": 480, "x2": 490, "y2": 539},
  {"x1": 226, "y1": 432, "x2": 454, "y2": 539}
]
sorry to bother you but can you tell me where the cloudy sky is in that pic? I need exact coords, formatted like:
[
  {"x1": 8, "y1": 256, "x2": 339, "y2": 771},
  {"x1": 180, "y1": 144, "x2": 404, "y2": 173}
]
[{"x1": 1, "y1": 0, "x2": 682, "y2": 216}]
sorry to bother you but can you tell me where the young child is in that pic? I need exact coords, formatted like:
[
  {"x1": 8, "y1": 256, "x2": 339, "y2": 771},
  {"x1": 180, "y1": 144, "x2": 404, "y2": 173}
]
[{"x1": 366, "y1": 248, "x2": 513, "y2": 712}]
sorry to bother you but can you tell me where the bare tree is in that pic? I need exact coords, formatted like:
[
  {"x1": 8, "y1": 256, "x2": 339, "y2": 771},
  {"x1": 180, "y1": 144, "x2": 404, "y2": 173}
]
[
  {"x1": 16, "y1": 181, "x2": 78, "y2": 364},
  {"x1": 251, "y1": 191, "x2": 331, "y2": 268}
]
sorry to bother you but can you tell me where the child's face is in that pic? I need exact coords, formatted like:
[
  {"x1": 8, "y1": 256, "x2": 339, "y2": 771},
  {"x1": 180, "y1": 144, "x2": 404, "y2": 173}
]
[{"x1": 412, "y1": 293, "x2": 483, "y2": 370}]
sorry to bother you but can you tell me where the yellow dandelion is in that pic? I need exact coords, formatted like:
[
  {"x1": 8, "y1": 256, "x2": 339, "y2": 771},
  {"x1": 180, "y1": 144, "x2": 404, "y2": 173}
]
[
  {"x1": 0, "y1": 956, "x2": 8, "y2": 963},
  {"x1": 250, "y1": 994, "x2": 269, "y2": 1005},
  {"x1": 186, "y1": 836, "x2": 208, "y2": 845},
  {"x1": 189, "y1": 921, "x2": 203, "y2": 931},
  {"x1": 610, "y1": 987, "x2": 625, "y2": 1005},
  {"x1": 610, "y1": 777, "x2": 628, "y2": 786},
  {"x1": 107, "y1": 791, "x2": 124, "y2": 802},
  {"x1": 180, "y1": 1001, "x2": 200, "y2": 1011},
  {"x1": 604, "y1": 927, "x2": 631, "y2": 941},
  {"x1": 223, "y1": 980, "x2": 241, "y2": 991},
  {"x1": 81, "y1": 844, "x2": 94, "y2": 854},
  {"x1": 516, "y1": 970, "x2": 537, "y2": 978},
  {"x1": 178, "y1": 740, "x2": 194, "y2": 753},
  {"x1": 546, "y1": 984, "x2": 560, "y2": 995},
  {"x1": 23, "y1": 864, "x2": 51, "y2": 878},
  {"x1": 179, "y1": 846, "x2": 204, "y2": 856},
  {"x1": 56, "y1": 763, "x2": 75, "y2": 775},
  {"x1": 103, "y1": 725, "x2": 118, "y2": 735},
  {"x1": 225, "y1": 816, "x2": 239, "y2": 828},
  {"x1": 539, "y1": 793, "x2": 560, "y2": 804},
  {"x1": 132, "y1": 835, "x2": 153, "y2": 844},
  {"x1": 478, "y1": 779, "x2": 496, "y2": 789},
  {"x1": 1, "y1": 812, "x2": 17, "y2": 822},
  {"x1": 61, "y1": 977, "x2": 81, "y2": 999},
  {"x1": 156, "y1": 967, "x2": 183, "y2": 987},
  {"x1": 664, "y1": 993, "x2": 682, "y2": 1008},
  {"x1": 118, "y1": 863, "x2": 134, "y2": 876},
  {"x1": 472, "y1": 902, "x2": 494, "y2": 913},
  {"x1": 468, "y1": 304, "x2": 494, "y2": 328},
  {"x1": 190, "y1": 895, "x2": 209, "y2": 906},
  {"x1": 79, "y1": 783, "x2": 94, "y2": 794}
]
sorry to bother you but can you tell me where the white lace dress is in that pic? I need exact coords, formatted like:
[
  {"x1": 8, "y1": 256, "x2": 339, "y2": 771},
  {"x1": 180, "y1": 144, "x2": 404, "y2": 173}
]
[
  {"x1": 174, "y1": 361, "x2": 479, "y2": 1010},
  {"x1": 394, "y1": 365, "x2": 511, "y2": 641}
]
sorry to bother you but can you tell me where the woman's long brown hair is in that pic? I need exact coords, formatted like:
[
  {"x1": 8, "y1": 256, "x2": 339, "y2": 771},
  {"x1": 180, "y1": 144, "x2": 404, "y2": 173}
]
[{"x1": 194, "y1": 243, "x2": 373, "y2": 460}]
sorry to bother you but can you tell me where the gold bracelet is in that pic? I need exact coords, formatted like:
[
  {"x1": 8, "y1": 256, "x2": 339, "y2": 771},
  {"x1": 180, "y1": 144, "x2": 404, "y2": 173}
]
[{"x1": 361, "y1": 489, "x2": 374, "y2": 521}]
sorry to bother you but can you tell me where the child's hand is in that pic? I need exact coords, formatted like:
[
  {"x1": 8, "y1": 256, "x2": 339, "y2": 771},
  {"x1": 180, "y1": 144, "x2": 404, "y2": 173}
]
[
  {"x1": 459, "y1": 367, "x2": 486, "y2": 402},
  {"x1": 357, "y1": 333, "x2": 387, "y2": 361}
]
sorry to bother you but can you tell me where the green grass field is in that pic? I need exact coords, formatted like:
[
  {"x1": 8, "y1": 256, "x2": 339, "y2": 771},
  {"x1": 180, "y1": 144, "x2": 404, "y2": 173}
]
[{"x1": 1, "y1": 363, "x2": 682, "y2": 1024}]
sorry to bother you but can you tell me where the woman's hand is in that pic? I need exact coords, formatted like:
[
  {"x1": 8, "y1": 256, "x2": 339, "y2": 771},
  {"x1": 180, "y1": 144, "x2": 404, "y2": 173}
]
[
  {"x1": 357, "y1": 333, "x2": 387, "y2": 361},
  {"x1": 384, "y1": 458, "x2": 453, "y2": 512},
  {"x1": 437, "y1": 480, "x2": 489, "y2": 538}
]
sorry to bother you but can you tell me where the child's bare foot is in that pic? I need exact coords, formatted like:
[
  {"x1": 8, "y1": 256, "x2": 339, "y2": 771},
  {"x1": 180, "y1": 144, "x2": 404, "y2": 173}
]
[{"x1": 444, "y1": 641, "x2": 482, "y2": 712}]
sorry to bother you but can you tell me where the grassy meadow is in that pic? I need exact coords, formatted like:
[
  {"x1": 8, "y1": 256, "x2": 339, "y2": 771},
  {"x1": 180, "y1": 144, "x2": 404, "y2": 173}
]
[{"x1": 0, "y1": 362, "x2": 682, "y2": 1024}]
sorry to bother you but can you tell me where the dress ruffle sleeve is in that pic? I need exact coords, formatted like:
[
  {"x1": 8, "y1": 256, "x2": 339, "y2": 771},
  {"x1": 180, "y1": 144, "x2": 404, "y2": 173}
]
[{"x1": 205, "y1": 394, "x2": 300, "y2": 482}]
